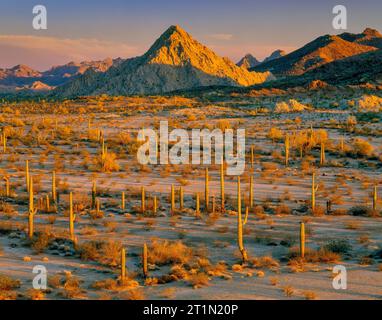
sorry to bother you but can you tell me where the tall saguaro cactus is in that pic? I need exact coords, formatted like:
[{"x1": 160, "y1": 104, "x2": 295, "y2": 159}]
[
  {"x1": 26, "y1": 160, "x2": 30, "y2": 193},
  {"x1": 300, "y1": 222, "x2": 305, "y2": 258},
  {"x1": 170, "y1": 184, "x2": 175, "y2": 213},
  {"x1": 320, "y1": 141, "x2": 325, "y2": 166},
  {"x1": 237, "y1": 177, "x2": 248, "y2": 263},
  {"x1": 220, "y1": 160, "x2": 225, "y2": 213},
  {"x1": 141, "y1": 186, "x2": 145, "y2": 213},
  {"x1": 179, "y1": 186, "x2": 184, "y2": 210},
  {"x1": 142, "y1": 243, "x2": 148, "y2": 278},
  {"x1": 195, "y1": 193, "x2": 200, "y2": 216},
  {"x1": 69, "y1": 192, "x2": 75, "y2": 241},
  {"x1": 205, "y1": 167, "x2": 209, "y2": 212},
  {"x1": 285, "y1": 134, "x2": 290, "y2": 166},
  {"x1": 120, "y1": 248, "x2": 126, "y2": 283},
  {"x1": 249, "y1": 175, "x2": 254, "y2": 209},
  {"x1": 28, "y1": 177, "x2": 37, "y2": 239},
  {"x1": 153, "y1": 196, "x2": 157, "y2": 214},
  {"x1": 121, "y1": 192, "x2": 125, "y2": 210},
  {"x1": 91, "y1": 180, "x2": 96, "y2": 209},
  {"x1": 3, "y1": 176, "x2": 9, "y2": 197},
  {"x1": 373, "y1": 184, "x2": 378, "y2": 211},
  {"x1": 52, "y1": 171, "x2": 57, "y2": 204},
  {"x1": 2, "y1": 129, "x2": 6, "y2": 153},
  {"x1": 311, "y1": 172, "x2": 319, "y2": 211}
]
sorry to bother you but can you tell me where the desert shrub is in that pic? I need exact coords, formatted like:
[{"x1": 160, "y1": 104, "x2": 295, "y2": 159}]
[
  {"x1": 148, "y1": 240, "x2": 193, "y2": 266},
  {"x1": 348, "y1": 206, "x2": 373, "y2": 217},
  {"x1": 323, "y1": 240, "x2": 352, "y2": 255},
  {"x1": 351, "y1": 138, "x2": 374, "y2": 156},
  {"x1": 0, "y1": 274, "x2": 20, "y2": 290},
  {"x1": 356, "y1": 95, "x2": 382, "y2": 112}
]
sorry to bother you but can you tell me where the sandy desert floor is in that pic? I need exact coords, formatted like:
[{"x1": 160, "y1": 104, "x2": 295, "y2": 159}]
[{"x1": 0, "y1": 93, "x2": 381, "y2": 300}]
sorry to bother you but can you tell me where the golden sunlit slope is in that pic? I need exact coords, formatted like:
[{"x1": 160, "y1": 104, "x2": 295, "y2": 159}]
[{"x1": 56, "y1": 25, "x2": 274, "y2": 96}]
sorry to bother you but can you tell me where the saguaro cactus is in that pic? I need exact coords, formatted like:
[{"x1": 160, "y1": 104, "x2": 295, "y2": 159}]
[
  {"x1": 45, "y1": 194, "x2": 50, "y2": 212},
  {"x1": 26, "y1": 160, "x2": 30, "y2": 193},
  {"x1": 171, "y1": 184, "x2": 175, "y2": 213},
  {"x1": 237, "y1": 177, "x2": 248, "y2": 263},
  {"x1": 120, "y1": 248, "x2": 126, "y2": 282},
  {"x1": 285, "y1": 134, "x2": 290, "y2": 166},
  {"x1": 320, "y1": 141, "x2": 325, "y2": 166},
  {"x1": 142, "y1": 243, "x2": 148, "y2": 278},
  {"x1": 3, "y1": 176, "x2": 9, "y2": 197},
  {"x1": 28, "y1": 177, "x2": 37, "y2": 239},
  {"x1": 373, "y1": 184, "x2": 378, "y2": 211},
  {"x1": 2, "y1": 129, "x2": 6, "y2": 153},
  {"x1": 249, "y1": 175, "x2": 254, "y2": 209},
  {"x1": 220, "y1": 159, "x2": 225, "y2": 213},
  {"x1": 153, "y1": 195, "x2": 157, "y2": 214},
  {"x1": 179, "y1": 186, "x2": 184, "y2": 210},
  {"x1": 141, "y1": 186, "x2": 145, "y2": 213},
  {"x1": 52, "y1": 171, "x2": 57, "y2": 204},
  {"x1": 311, "y1": 172, "x2": 319, "y2": 211},
  {"x1": 250, "y1": 145, "x2": 255, "y2": 168},
  {"x1": 205, "y1": 167, "x2": 209, "y2": 212},
  {"x1": 69, "y1": 192, "x2": 75, "y2": 241},
  {"x1": 91, "y1": 180, "x2": 96, "y2": 209},
  {"x1": 300, "y1": 222, "x2": 305, "y2": 258},
  {"x1": 195, "y1": 193, "x2": 200, "y2": 216},
  {"x1": 121, "y1": 191, "x2": 125, "y2": 210}
]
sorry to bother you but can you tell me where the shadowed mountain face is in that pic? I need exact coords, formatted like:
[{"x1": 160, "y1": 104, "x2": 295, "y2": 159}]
[
  {"x1": 55, "y1": 25, "x2": 273, "y2": 97},
  {"x1": 262, "y1": 50, "x2": 286, "y2": 63},
  {"x1": 252, "y1": 29, "x2": 380, "y2": 76},
  {"x1": 237, "y1": 54, "x2": 260, "y2": 69}
]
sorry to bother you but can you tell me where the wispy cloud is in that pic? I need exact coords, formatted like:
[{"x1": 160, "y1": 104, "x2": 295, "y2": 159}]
[
  {"x1": 207, "y1": 33, "x2": 234, "y2": 41},
  {"x1": 0, "y1": 35, "x2": 141, "y2": 71}
]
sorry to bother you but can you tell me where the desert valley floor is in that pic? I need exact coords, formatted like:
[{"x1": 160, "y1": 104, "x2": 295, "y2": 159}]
[{"x1": 0, "y1": 90, "x2": 381, "y2": 300}]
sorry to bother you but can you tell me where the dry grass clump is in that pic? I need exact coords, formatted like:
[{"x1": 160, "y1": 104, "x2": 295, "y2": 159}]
[
  {"x1": 288, "y1": 246, "x2": 341, "y2": 266},
  {"x1": 250, "y1": 256, "x2": 280, "y2": 269},
  {"x1": 78, "y1": 240, "x2": 122, "y2": 267},
  {"x1": 30, "y1": 230, "x2": 55, "y2": 253},
  {"x1": 148, "y1": 239, "x2": 193, "y2": 266},
  {"x1": 26, "y1": 289, "x2": 45, "y2": 300},
  {"x1": 283, "y1": 285, "x2": 294, "y2": 297},
  {"x1": 92, "y1": 276, "x2": 139, "y2": 291},
  {"x1": 0, "y1": 274, "x2": 21, "y2": 291},
  {"x1": 303, "y1": 291, "x2": 317, "y2": 300},
  {"x1": 187, "y1": 272, "x2": 210, "y2": 288},
  {"x1": 121, "y1": 288, "x2": 146, "y2": 300}
]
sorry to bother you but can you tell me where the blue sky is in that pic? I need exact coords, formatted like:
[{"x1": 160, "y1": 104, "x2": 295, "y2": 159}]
[{"x1": 0, "y1": 0, "x2": 381, "y2": 70}]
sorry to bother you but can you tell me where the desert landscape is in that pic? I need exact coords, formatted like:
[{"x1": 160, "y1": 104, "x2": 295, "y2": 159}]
[{"x1": 0, "y1": 21, "x2": 381, "y2": 301}]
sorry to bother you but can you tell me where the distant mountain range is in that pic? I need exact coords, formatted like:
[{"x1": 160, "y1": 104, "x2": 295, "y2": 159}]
[
  {"x1": 0, "y1": 58, "x2": 122, "y2": 91},
  {"x1": 237, "y1": 50, "x2": 286, "y2": 69},
  {"x1": 0, "y1": 26, "x2": 381, "y2": 96}
]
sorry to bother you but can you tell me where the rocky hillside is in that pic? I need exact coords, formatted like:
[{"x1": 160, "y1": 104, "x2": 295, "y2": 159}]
[
  {"x1": 56, "y1": 25, "x2": 273, "y2": 97},
  {"x1": 237, "y1": 54, "x2": 260, "y2": 69},
  {"x1": 252, "y1": 29, "x2": 379, "y2": 76}
]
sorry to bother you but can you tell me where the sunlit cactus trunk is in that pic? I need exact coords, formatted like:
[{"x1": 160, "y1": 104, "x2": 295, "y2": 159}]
[
  {"x1": 195, "y1": 193, "x2": 200, "y2": 216},
  {"x1": 52, "y1": 171, "x2": 57, "y2": 205},
  {"x1": 300, "y1": 222, "x2": 305, "y2": 258},
  {"x1": 141, "y1": 186, "x2": 145, "y2": 213},
  {"x1": 373, "y1": 184, "x2": 378, "y2": 211},
  {"x1": 26, "y1": 160, "x2": 30, "y2": 193},
  {"x1": 285, "y1": 134, "x2": 290, "y2": 166},
  {"x1": 121, "y1": 191, "x2": 125, "y2": 210},
  {"x1": 69, "y1": 192, "x2": 75, "y2": 241},
  {"x1": 170, "y1": 184, "x2": 175, "y2": 213},
  {"x1": 120, "y1": 248, "x2": 126, "y2": 283},
  {"x1": 237, "y1": 176, "x2": 248, "y2": 263},
  {"x1": 179, "y1": 186, "x2": 184, "y2": 210},
  {"x1": 320, "y1": 141, "x2": 325, "y2": 166},
  {"x1": 220, "y1": 160, "x2": 225, "y2": 213},
  {"x1": 153, "y1": 195, "x2": 157, "y2": 214},
  {"x1": 28, "y1": 176, "x2": 36, "y2": 239},
  {"x1": 142, "y1": 243, "x2": 148, "y2": 278},
  {"x1": 311, "y1": 172, "x2": 318, "y2": 212},
  {"x1": 249, "y1": 175, "x2": 254, "y2": 209},
  {"x1": 205, "y1": 167, "x2": 209, "y2": 212}
]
